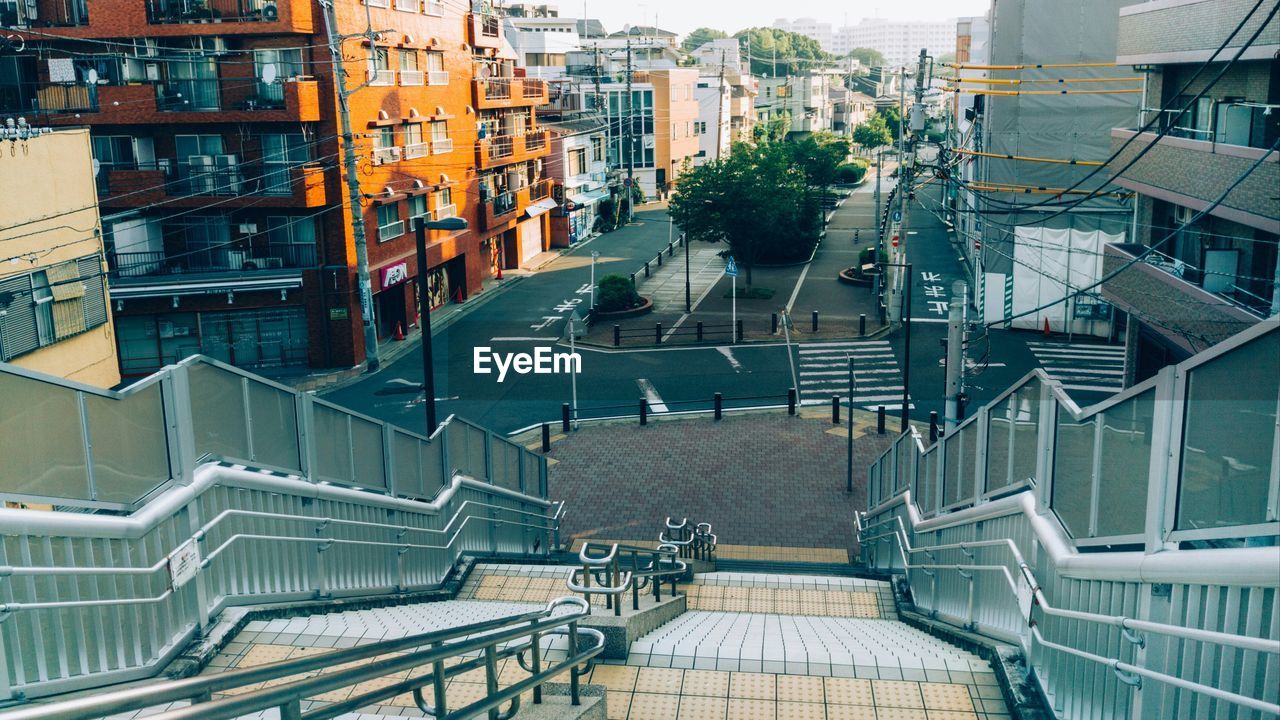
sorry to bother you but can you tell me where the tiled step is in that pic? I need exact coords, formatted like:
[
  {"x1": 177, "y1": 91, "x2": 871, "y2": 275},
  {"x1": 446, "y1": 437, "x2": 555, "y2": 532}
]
[{"x1": 628, "y1": 611, "x2": 985, "y2": 678}]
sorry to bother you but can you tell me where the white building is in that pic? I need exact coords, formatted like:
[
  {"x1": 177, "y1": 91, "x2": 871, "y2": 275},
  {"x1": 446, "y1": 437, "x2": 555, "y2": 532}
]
[
  {"x1": 543, "y1": 118, "x2": 611, "y2": 246},
  {"x1": 693, "y1": 76, "x2": 730, "y2": 165},
  {"x1": 502, "y1": 15, "x2": 582, "y2": 79},
  {"x1": 773, "y1": 17, "x2": 835, "y2": 53},
  {"x1": 757, "y1": 72, "x2": 842, "y2": 136},
  {"x1": 835, "y1": 18, "x2": 957, "y2": 67}
]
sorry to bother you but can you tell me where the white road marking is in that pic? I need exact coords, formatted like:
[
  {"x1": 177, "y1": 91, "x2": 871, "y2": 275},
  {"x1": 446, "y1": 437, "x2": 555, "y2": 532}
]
[
  {"x1": 637, "y1": 378, "x2": 669, "y2": 413},
  {"x1": 716, "y1": 346, "x2": 743, "y2": 372}
]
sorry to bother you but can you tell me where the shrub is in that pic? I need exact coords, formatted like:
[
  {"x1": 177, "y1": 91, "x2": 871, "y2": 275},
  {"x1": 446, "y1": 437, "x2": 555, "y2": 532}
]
[
  {"x1": 856, "y1": 246, "x2": 890, "y2": 275},
  {"x1": 835, "y1": 163, "x2": 868, "y2": 184},
  {"x1": 596, "y1": 274, "x2": 642, "y2": 313}
]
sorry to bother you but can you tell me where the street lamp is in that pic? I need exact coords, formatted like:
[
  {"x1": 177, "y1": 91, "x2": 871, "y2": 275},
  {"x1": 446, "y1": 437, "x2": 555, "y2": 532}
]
[
  {"x1": 414, "y1": 215, "x2": 469, "y2": 433},
  {"x1": 877, "y1": 260, "x2": 913, "y2": 434},
  {"x1": 590, "y1": 251, "x2": 600, "y2": 311}
]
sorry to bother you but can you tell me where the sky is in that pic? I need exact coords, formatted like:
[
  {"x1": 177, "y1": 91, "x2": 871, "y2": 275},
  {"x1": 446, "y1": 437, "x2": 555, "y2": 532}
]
[{"x1": 577, "y1": 0, "x2": 990, "y2": 36}]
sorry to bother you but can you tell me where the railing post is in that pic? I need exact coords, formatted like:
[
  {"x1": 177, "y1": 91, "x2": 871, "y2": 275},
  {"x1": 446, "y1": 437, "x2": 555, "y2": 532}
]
[
  {"x1": 612, "y1": 558, "x2": 622, "y2": 616},
  {"x1": 656, "y1": 253, "x2": 662, "y2": 267},
  {"x1": 484, "y1": 645, "x2": 500, "y2": 720},
  {"x1": 568, "y1": 620, "x2": 581, "y2": 705},
  {"x1": 812, "y1": 310, "x2": 819, "y2": 332},
  {"x1": 929, "y1": 412, "x2": 939, "y2": 444},
  {"x1": 832, "y1": 395, "x2": 840, "y2": 424},
  {"x1": 613, "y1": 324, "x2": 621, "y2": 347},
  {"x1": 431, "y1": 641, "x2": 448, "y2": 716},
  {"x1": 541, "y1": 423, "x2": 551, "y2": 453},
  {"x1": 877, "y1": 406, "x2": 886, "y2": 434},
  {"x1": 787, "y1": 388, "x2": 797, "y2": 415},
  {"x1": 639, "y1": 398, "x2": 648, "y2": 426},
  {"x1": 644, "y1": 261, "x2": 650, "y2": 278},
  {"x1": 667, "y1": 243, "x2": 674, "y2": 257},
  {"x1": 771, "y1": 313, "x2": 778, "y2": 334},
  {"x1": 736, "y1": 319, "x2": 743, "y2": 342},
  {"x1": 696, "y1": 321, "x2": 703, "y2": 342},
  {"x1": 562, "y1": 403, "x2": 571, "y2": 433},
  {"x1": 529, "y1": 626, "x2": 543, "y2": 704},
  {"x1": 656, "y1": 323, "x2": 662, "y2": 344},
  {"x1": 860, "y1": 314, "x2": 866, "y2": 337},
  {"x1": 164, "y1": 364, "x2": 199, "y2": 485},
  {"x1": 714, "y1": 392, "x2": 722, "y2": 420}
]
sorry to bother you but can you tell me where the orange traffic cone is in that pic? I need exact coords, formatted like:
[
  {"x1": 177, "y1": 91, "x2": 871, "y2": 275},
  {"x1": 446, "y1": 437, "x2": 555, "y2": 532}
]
[
  {"x1": 1043, "y1": 318, "x2": 1051, "y2": 337},
  {"x1": 393, "y1": 322, "x2": 405, "y2": 341},
  {"x1": 495, "y1": 264, "x2": 503, "y2": 280}
]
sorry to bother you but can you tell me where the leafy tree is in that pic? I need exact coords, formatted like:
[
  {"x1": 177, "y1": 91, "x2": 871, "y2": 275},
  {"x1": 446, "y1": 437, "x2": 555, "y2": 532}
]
[
  {"x1": 835, "y1": 161, "x2": 869, "y2": 184},
  {"x1": 852, "y1": 113, "x2": 893, "y2": 151},
  {"x1": 877, "y1": 106, "x2": 903, "y2": 141},
  {"x1": 681, "y1": 27, "x2": 728, "y2": 53},
  {"x1": 733, "y1": 27, "x2": 832, "y2": 77},
  {"x1": 786, "y1": 131, "x2": 852, "y2": 190},
  {"x1": 669, "y1": 142, "x2": 818, "y2": 286},
  {"x1": 845, "y1": 47, "x2": 886, "y2": 68}
]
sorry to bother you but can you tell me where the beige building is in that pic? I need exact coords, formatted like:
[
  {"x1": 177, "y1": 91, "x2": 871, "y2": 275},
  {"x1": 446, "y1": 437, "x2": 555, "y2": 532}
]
[
  {"x1": 0, "y1": 125, "x2": 119, "y2": 388},
  {"x1": 645, "y1": 68, "x2": 701, "y2": 192}
]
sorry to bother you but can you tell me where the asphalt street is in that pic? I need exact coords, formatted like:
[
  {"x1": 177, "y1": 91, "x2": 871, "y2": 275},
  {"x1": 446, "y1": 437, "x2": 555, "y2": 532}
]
[{"x1": 325, "y1": 183, "x2": 1126, "y2": 436}]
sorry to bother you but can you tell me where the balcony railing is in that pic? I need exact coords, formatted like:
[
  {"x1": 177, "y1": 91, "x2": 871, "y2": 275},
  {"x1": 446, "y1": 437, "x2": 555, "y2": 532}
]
[
  {"x1": 483, "y1": 77, "x2": 513, "y2": 100},
  {"x1": 147, "y1": 0, "x2": 269, "y2": 24},
  {"x1": 435, "y1": 203, "x2": 457, "y2": 219},
  {"x1": 487, "y1": 136, "x2": 514, "y2": 160},
  {"x1": 427, "y1": 70, "x2": 450, "y2": 86},
  {"x1": 403, "y1": 142, "x2": 429, "y2": 159},
  {"x1": 400, "y1": 69, "x2": 424, "y2": 86},
  {"x1": 529, "y1": 177, "x2": 551, "y2": 201},
  {"x1": 0, "y1": 83, "x2": 100, "y2": 114},
  {"x1": 431, "y1": 137, "x2": 454, "y2": 154},
  {"x1": 372, "y1": 146, "x2": 401, "y2": 165},
  {"x1": 368, "y1": 68, "x2": 396, "y2": 87},
  {"x1": 525, "y1": 128, "x2": 548, "y2": 151},
  {"x1": 424, "y1": 0, "x2": 444, "y2": 15},
  {"x1": 1145, "y1": 102, "x2": 1280, "y2": 152},
  {"x1": 489, "y1": 191, "x2": 516, "y2": 216},
  {"x1": 108, "y1": 243, "x2": 317, "y2": 280},
  {"x1": 394, "y1": 0, "x2": 417, "y2": 10},
  {"x1": 158, "y1": 79, "x2": 222, "y2": 112}
]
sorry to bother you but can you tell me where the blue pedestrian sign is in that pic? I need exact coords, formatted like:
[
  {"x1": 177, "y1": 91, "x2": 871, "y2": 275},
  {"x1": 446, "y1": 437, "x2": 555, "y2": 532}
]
[
  {"x1": 892, "y1": 210, "x2": 902, "y2": 223},
  {"x1": 725, "y1": 257, "x2": 738, "y2": 277}
]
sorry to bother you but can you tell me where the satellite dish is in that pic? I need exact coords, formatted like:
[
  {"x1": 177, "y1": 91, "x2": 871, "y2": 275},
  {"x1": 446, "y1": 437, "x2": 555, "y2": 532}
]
[
  {"x1": 86, "y1": 69, "x2": 99, "y2": 84},
  {"x1": 262, "y1": 64, "x2": 278, "y2": 85},
  {"x1": 91, "y1": 158, "x2": 100, "y2": 176}
]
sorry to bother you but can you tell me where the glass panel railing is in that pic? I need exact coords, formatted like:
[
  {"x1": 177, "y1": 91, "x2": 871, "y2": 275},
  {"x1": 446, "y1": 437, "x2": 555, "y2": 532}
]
[
  {"x1": 1052, "y1": 408, "x2": 1096, "y2": 538},
  {"x1": 188, "y1": 363, "x2": 250, "y2": 462},
  {"x1": 1177, "y1": 331, "x2": 1279, "y2": 532},
  {"x1": 393, "y1": 430, "x2": 426, "y2": 498},
  {"x1": 986, "y1": 379, "x2": 1043, "y2": 495},
  {"x1": 0, "y1": 371, "x2": 89, "y2": 501},
  {"x1": 1095, "y1": 388, "x2": 1155, "y2": 538},
  {"x1": 85, "y1": 383, "x2": 170, "y2": 503},
  {"x1": 921, "y1": 447, "x2": 939, "y2": 515},
  {"x1": 245, "y1": 379, "x2": 299, "y2": 472},
  {"x1": 350, "y1": 415, "x2": 387, "y2": 491},
  {"x1": 313, "y1": 402, "x2": 352, "y2": 483}
]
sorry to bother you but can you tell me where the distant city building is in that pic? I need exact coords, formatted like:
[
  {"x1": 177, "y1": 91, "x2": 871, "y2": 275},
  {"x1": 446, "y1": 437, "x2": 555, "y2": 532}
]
[
  {"x1": 542, "y1": 118, "x2": 611, "y2": 246},
  {"x1": 0, "y1": 126, "x2": 119, "y2": 388},
  {"x1": 772, "y1": 17, "x2": 834, "y2": 53},
  {"x1": 774, "y1": 16, "x2": 956, "y2": 67}
]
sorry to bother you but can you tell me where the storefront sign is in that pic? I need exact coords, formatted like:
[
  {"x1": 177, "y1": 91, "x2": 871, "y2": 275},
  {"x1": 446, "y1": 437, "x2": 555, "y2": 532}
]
[
  {"x1": 328, "y1": 307, "x2": 350, "y2": 320},
  {"x1": 381, "y1": 262, "x2": 409, "y2": 289}
]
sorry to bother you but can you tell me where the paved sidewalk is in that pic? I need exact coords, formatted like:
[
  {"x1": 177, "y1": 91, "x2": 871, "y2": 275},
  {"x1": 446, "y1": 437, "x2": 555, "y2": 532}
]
[{"x1": 542, "y1": 410, "x2": 896, "y2": 559}]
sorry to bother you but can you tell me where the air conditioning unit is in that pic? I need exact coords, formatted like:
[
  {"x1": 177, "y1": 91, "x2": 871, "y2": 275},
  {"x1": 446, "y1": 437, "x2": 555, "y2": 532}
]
[
  {"x1": 261, "y1": 1, "x2": 279, "y2": 20},
  {"x1": 136, "y1": 39, "x2": 161, "y2": 58},
  {"x1": 187, "y1": 155, "x2": 216, "y2": 194},
  {"x1": 238, "y1": 223, "x2": 258, "y2": 234}
]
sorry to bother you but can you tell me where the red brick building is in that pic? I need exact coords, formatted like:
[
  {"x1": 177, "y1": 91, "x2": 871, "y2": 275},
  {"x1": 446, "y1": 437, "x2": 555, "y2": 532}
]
[{"x1": 0, "y1": 0, "x2": 550, "y2": 376}]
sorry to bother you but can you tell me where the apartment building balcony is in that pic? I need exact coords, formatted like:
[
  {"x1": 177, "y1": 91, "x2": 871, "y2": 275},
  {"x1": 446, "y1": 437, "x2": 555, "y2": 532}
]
[
  {"x1": 478, "y1": 179, "x2": 552, "y2": 231},
  {"x1": 1117, "y1": 0, "x2": 1280, "y2": 65},
  {"x1": 98, "y1": 161, "x2": 327, "y2": 209},
  {"x1": 0, "y1": 0, "x2": 89, "y2": 27},
  {"x1": 473, "y1": 77, "x2": 549, "y2": 110},
  {"x1": 143, "y1": 0, "x2": 316, "y2": 32},
  {"x1": 476, "y1": 129, "x2": 550, "y2": 170},
  {"x1": 468, "y1": 11, "x2": 502, "y2": 49},
  {"x1": 18, "y1": 80, "x2": 321, "y2": 125},
  {"x1": 1110, "y1": 128, "x2": 1280, "y2": 234},
  {"x1": 106, "y1": 242, "x2": 317, "y2": 296},
  {"x1": 1100, "y1": 242, "x2": 1265, "y2": 353}
]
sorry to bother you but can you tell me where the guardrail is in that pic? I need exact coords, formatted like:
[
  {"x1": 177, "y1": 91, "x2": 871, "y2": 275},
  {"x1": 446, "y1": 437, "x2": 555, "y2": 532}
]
[
  {"x1": 0, "y1": 596, "x2": 602, "y2": 720},
  {"x1": 857, "y1": 319, "x2": 1280, "y2": 718},
  {"x1": 660, "y1": 517, "x2": 717, "y2": 562},
  {"x1": 0, "y1": 356, "x2": 554, "y2": 701},
  {"x1": 567, "y1": 541, "x2": 685, "y2": 615}
]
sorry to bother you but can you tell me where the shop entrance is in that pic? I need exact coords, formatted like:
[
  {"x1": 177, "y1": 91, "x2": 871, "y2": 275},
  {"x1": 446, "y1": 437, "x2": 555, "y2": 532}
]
[{"x1": 377, "y1": 283, "x2": 408, "y2": 338}]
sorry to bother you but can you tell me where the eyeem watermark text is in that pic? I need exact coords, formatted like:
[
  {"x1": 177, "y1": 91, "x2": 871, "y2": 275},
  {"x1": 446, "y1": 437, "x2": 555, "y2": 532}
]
[{"x1": 473, "y1": 347, "x2": 582, "y2": 383}]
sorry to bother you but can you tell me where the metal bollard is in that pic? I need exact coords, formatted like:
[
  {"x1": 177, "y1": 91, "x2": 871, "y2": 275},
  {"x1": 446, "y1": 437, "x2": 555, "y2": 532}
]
[
  {"x1": 812, "y1": 310, "x2": 819, "y2": 332},
  {"x1": 644, "y1": 262, "x2": 650, "y2": 278},
  {"x1": 696, "y1": 321, "x2": 704, "y2": 342},
  {"x1": 929, "y1": 411, "x2": 939, "y2": 443},
  {"x1": 667, "y1": 243, "x2": 674, "y2": 257},
  {"x1": 788, "y1": 388, "x2": 797, "y2": 415},
  {"x1": 639, "y1": 398, "x2": 648, "y2": 426},
  {"x1": 736, "y1": 319, "x2": 744, "y2": 342},
  {"x1": 541, "y1": 423, "x2": 551, "y2": 453},
  {"x1": 877, "y1": 406, "x2": 886, "y2": 434},
  {"x1": 714, "y1": 392, "x2": 723, "y2": 420},
  {"x1": 860, "y1": 314, "x2": 866, "y2": 337},
  {"x1": 771, "y1": 313, "x2": 778, "y2": 334},
  {"x1": 562, "y1": 403, "x2": 571, "y2": 433},
  {"x1": 656, "y1": 323, "x2": 663, "y2": 344},
  {"x1": 630, "y1": 273, "x2": 636, "y2": 287},
  {"x1": 657, "y1": 253, "x2": 663, "y2": 267},
  {"x1": 832, "y1": 395, "x2": 840, "y2": 424},
  {"x1": 613, "y1": 324, "x2": 621, "y2": 347}
]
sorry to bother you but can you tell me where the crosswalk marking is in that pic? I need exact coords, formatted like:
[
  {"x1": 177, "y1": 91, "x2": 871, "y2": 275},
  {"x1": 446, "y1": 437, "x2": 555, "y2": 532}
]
[
  {"x1": 795, "y1": 340, "x2": 912, "y2": 410},
  {"x1": 1028, "y1": 341, "x2": 1125, "y2": 395}
]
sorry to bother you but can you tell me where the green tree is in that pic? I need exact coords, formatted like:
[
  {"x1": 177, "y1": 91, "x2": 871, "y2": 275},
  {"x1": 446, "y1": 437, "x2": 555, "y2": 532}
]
[
  {"x1": 874, "y1": 106, "x2": 903, "y2": 141},
  {"x1": 733, "y1": 27, "x2": 832, "y2": 77},
  {"x1": 681, "y1": 27, "x2": 728, "y2": 53},
  {"x1": 786, "y1": 131, "x2": 852, "y2": 190},
  {"x1": 669, "y1": 142, "x2": 818, "y2": 286},
  {"x1": 852, "y1": 113, "x2": 893, "y2": 151},
  {"x1": 845, "y1": 47, "x2": 886, "y2": 68}
]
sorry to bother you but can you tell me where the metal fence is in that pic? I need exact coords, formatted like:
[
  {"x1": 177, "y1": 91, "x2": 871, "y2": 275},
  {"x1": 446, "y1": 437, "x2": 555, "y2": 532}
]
[
  {"x1": 857, "y1": 320, "x2": 1280, "y2": 718},
  {"x1": 0, "y1": 356, "x2": 553, "y2": 701}
]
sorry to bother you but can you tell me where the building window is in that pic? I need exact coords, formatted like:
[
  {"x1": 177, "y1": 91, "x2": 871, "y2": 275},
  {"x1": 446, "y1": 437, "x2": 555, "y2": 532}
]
[
  {"x1": 590, "y1": 135, "x2": 604, "y2": 162},
  {"x1": 408, "y1": 194, "x2": 428, "y2": 222},
  {"x1": 261, "y1": 133, "x2": 308, "y2": 195},
  {"x1": 376, "y1": 126, "x2": 396, "y2": 149},
  {"x1": 377, "y1": 203, "x2": 404, "y2": 242},
  {"x1": 435, "y1": 187, "x2": 455, "y2": 218},
  {"x1": 0, "y1": 256, "x2": 108, "y2": 362},
  {"x1": 567, "y1": 147, "x2": 587, "y2": 176}
]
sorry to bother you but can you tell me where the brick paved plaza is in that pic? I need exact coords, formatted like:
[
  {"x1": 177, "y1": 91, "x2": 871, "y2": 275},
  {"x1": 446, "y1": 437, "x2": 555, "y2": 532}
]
[{"x1": 547, "y1": 412, "x2": 896, "y2": 558}]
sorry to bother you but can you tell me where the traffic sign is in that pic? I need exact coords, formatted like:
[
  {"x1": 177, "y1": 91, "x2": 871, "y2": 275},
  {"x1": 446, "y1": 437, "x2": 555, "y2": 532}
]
[
  {"x1": 725, "y1": 257, "x2": 738, "y2": 277},
  {"x1": 623, "y1": 178, "x2": 632, "y2": 186},
  {"x1": 892, "y1": 210, "x2": 902, "y2": 223}
]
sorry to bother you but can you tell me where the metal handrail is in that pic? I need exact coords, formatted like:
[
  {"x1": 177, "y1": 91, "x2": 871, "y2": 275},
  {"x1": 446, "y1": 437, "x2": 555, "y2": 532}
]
[
  {"x1": 659, "y1": 517, "x2": 717, "y2": 561},
  {"x1": 855, "y1": 503, "x2": 1280, "y2": 715},
  {"x1": 0, "y1": 497, "x2": 560, "y2": 614},
  {"x1": 0, "y1": 597, "x2": 603, "y2": 720},
  {"x1": 567, "y1": 541, "x2": 686, "y2": 614}
]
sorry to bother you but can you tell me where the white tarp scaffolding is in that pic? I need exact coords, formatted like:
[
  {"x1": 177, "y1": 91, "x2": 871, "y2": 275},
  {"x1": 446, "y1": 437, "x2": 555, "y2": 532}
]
[{"x1": 1010, "y1": 226, "x2": 1123, "y2": 336}]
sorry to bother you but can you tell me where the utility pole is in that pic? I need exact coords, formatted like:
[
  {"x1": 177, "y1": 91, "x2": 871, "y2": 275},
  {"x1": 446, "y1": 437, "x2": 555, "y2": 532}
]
[
  {"x1": 874, "y1": 146, "x2": 882, "y2": 300},
  {"x1": 944, "y1": 281, "x2": 966, "y2": 433},
  {"x1": 715, "y1": 49, "x2": 727, "y2": 161},
  {"x1": 625, "y1": 39, "x2": 635, "y2": 224},
  {"x1": 320, "y1": 0, "x2": 380, "y2": 371}
]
